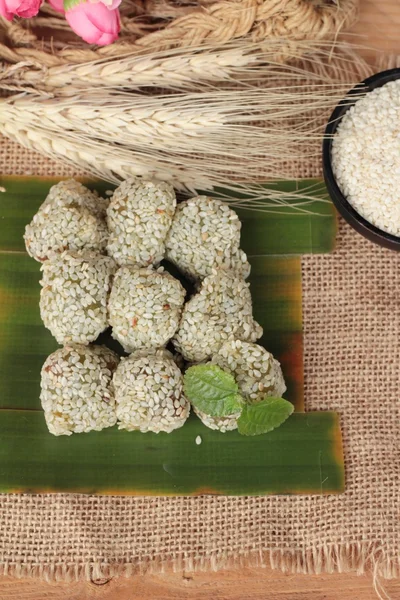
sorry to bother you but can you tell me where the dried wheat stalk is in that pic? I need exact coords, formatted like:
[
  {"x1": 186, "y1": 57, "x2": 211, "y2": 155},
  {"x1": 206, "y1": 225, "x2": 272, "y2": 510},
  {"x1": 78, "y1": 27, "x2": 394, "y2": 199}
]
[
  {"x1": 2, "y1": 39, "x2": 371, "y2": 93},
  {"x1": 0, "y1": 115, "x2": 333, "y2": 212},
  {"x1": 4, "y1": 87, "x2": 364, "y2": 156},
  {"x1": 0, "y1": 40, "x2": 372, "y2": 211},
  {"x1": 0, "y1": 77, "x2": 366, "y2": 210}
]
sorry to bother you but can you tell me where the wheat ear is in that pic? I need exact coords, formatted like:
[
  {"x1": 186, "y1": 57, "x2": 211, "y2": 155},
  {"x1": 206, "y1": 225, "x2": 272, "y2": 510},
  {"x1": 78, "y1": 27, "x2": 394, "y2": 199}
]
[
  {"x1": 2, "y1": 83, "x2": 365, "y2": 160},
  {"x1": 0, "y1": 112, "x2": 333, "y2": 213},
  {"x1": 6, "y1": 39, "x2": 372, "y2": 93}
]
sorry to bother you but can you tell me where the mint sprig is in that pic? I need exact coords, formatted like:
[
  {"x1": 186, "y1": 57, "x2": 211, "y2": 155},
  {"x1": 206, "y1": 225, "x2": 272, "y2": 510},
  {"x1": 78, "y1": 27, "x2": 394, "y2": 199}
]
[
  {"x1": 184, "y1": 364, "x2": 294, "y2": 436},
  {"x1": 184, "y1": 364, "x2": 243, "y2": 417},
  {"x1": 237, "y1": 397, "x2": 294, "y2": 436}
]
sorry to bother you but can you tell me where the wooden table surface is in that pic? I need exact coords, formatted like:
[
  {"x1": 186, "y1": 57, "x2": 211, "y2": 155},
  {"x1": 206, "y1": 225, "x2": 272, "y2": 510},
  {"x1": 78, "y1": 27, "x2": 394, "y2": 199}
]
[{"x1": 1, "y1": 1, "x2": 400, "y2": 599}]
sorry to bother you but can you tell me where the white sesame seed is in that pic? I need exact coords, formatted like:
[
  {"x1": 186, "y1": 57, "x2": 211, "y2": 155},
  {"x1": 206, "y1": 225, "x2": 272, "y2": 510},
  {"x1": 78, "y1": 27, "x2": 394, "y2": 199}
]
[
  {"x1": 165, "y1": 196, "x2": 250, "y2": 281},
  {"x1": 40, "y1": 251, "x2": 115, "y2": 345},
  {"x1": 40, "y1": 345, "x2": 119, "y2": 436},
  {"x1": 24, "y1": 180, "x2": 108, "y2": 262},
  {"x1": 107, "y1": 178, "x2": 176, "y2": 267},
  {"x1": 332, "y1": 80, "x2": 400, "y2": 237},
  {"x1": 108, "y1": 266, "x2": 185, "y2": 353},
  {"x1": 172, "y1": 269, "x2": 262, "y2": 362},
  {"x1": 114, "y1": 348, "x2": 190, "y2": 434}
]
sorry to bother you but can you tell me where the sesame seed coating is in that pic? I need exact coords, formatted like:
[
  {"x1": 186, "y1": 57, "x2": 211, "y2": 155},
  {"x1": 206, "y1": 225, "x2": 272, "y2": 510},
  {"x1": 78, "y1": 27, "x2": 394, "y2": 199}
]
[
  {"x1": 40, "y1": 251, "x2": 116, "y2": 345},
  {"x1": 212, "y1": 339, "x2": 286, "y2": 401},
  {"x1": 114, "y1": 348, "x2": 190, "y2": 433},
  {"x1": 40, "y1": 344, "x2": 119, "y2": 436},
  {"x1": 172, "y1": 269, "x2": 262, "y2": 362},
  {"x1": 24, "y1": 180, "x2": 108, "y2": 262},
  {"x1": 108, "y1": 266, "x2": 186, "y2": 353},
  {"x1": 43, "y1": 179, "x2": 109, "y2": 219},
  {"x1": 107, "y1": 179, "x2": 176, "y2": 267},
  {"x1": 166, "y1": 196, "x2": 250, "y2": 281},
  {"x1": 193, "y1": 408, "x2": 241, "y2": 433},
  {"x1": 195, "y1": 340, "x2": 286, "y2": 432}
]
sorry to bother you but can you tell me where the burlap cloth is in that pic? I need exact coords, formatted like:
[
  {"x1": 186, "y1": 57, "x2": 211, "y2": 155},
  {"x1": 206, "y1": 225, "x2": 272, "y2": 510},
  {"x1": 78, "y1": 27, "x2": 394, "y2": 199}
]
[{"x1": 0, "y1": 135, "x2": 399, "y2": 583}]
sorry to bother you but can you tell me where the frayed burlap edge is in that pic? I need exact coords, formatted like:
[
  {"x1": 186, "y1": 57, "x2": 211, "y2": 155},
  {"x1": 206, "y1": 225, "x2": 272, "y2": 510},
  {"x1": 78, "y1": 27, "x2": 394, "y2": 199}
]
[{"x1": 1, "y1": 544, "x2": 399, "y2": 582}]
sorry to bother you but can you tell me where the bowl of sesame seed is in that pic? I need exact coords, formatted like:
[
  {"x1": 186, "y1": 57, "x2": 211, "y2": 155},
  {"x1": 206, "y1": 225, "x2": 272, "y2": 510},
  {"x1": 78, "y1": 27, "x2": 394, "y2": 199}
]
[{"x1": 323, "y1": 68, "x2": 400, "y2": 251}]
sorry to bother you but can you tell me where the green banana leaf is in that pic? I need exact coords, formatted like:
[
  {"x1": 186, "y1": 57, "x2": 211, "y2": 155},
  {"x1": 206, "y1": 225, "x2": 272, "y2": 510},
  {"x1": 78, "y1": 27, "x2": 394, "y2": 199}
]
[
  {"x1": 0, "y1": 177, "x2": 337, "y2": 255},
  {"x1": 0, "y1": 253, "x2": 303, "y2": 412},
  {"x1": 216, "y1": 179, "x2": 337, "y2": 256},
  {"x1": 0, "y1": 176, "x2": 343, "y2": 496},
  {"x1": 0, "y1": 411, "x2": 344, "y2": 496}
]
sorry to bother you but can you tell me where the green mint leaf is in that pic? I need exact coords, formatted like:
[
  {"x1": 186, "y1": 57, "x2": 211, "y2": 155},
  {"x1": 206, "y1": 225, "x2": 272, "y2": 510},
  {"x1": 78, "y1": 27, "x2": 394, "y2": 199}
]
[
  {"x1": 237, "y1": 397, "x2": 294, "y2": 436},
  {"x1": 184, "y1": 364, "x2": 243, "y2": 417}
]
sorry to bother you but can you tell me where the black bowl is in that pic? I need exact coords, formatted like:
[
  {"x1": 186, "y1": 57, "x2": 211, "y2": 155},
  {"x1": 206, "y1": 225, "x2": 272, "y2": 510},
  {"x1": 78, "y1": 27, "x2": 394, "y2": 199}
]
[{"x1": 323, "y1": 68, "x2": 400, "y2": 251}]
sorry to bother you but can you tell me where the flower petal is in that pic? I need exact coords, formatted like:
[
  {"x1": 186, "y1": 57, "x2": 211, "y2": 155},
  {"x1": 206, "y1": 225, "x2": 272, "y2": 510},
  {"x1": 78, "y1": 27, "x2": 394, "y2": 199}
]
[
  {"x1": 0, "y1": 0, "x2": 13, "y2": 19},
  {"x1": 66, "y1": 6, "x2": 102, "y2": 44},
  {"x1": 47, "y1": 0, "x2": 64, "y2": 13},
  {"x1": 82, "y1": 1, "x2": 119, "y2": 34}
]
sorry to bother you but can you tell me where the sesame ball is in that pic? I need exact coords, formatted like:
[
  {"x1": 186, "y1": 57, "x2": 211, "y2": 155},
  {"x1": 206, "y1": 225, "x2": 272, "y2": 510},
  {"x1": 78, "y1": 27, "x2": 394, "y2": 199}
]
[
  {"x1": 114, "y1": 348, "x2": 190, "y2": 433},
  {"x1": 40, "y1": 251, "x2": 116, "y2": 345},
  {"x1": 107, "y1": 179, "x2": 176, "y2": 267},
  {"x1": 40, "y1": 344, "x2": 119, "y2": 436},
  {"x1": 24, "y1": 180, "x2": 108, "y2": 262},
  {"x1": 42, "y1": 179, "x2": 109, "y2": 219},
  {"x1": 212, "y1": 339, "x2": 286, "y2": 401},
  {"x1": 108, "y1": 266, "x2": 185, "y2": 353},
  {"x1": 172, "y1": 269, "x2": 262, "y2": 362},
  {"x1": 165, "y1": 196, "x2": 250, "y2": 281},
  {"x1": 195, "y1": 340, "x2": 286, "y2": 433}
]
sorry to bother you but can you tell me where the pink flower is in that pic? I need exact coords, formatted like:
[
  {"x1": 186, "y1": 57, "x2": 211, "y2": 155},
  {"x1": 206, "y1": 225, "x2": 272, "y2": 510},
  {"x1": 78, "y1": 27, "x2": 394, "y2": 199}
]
[
  {"x1": 65, "y1": 1, "x2": 120, "y2": 46},
  {"x1": 0, "y1": 0, "x2": 41, "y2": 20},
  {"x1": 47, "y1": 0, "x2": 64, "y2": 12},
  {"x1": 48, "y1": 0, "x2": 120, "y2": 14},
  {"x1": 96, "y1": 0, "x2": 121, "y2": 8}
]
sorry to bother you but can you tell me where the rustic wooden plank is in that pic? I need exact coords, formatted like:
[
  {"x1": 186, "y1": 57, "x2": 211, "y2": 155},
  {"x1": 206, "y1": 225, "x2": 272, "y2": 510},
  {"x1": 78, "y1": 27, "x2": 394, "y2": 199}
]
[{"x1": 0, "y1": 568, "x2": 399, "y2": 599}]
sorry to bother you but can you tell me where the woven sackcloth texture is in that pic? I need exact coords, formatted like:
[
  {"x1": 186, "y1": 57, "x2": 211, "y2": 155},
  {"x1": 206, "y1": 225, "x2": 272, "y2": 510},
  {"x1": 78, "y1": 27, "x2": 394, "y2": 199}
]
[{"x1": 0, "y1": 134, "x2": 399, "y2": 582}]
